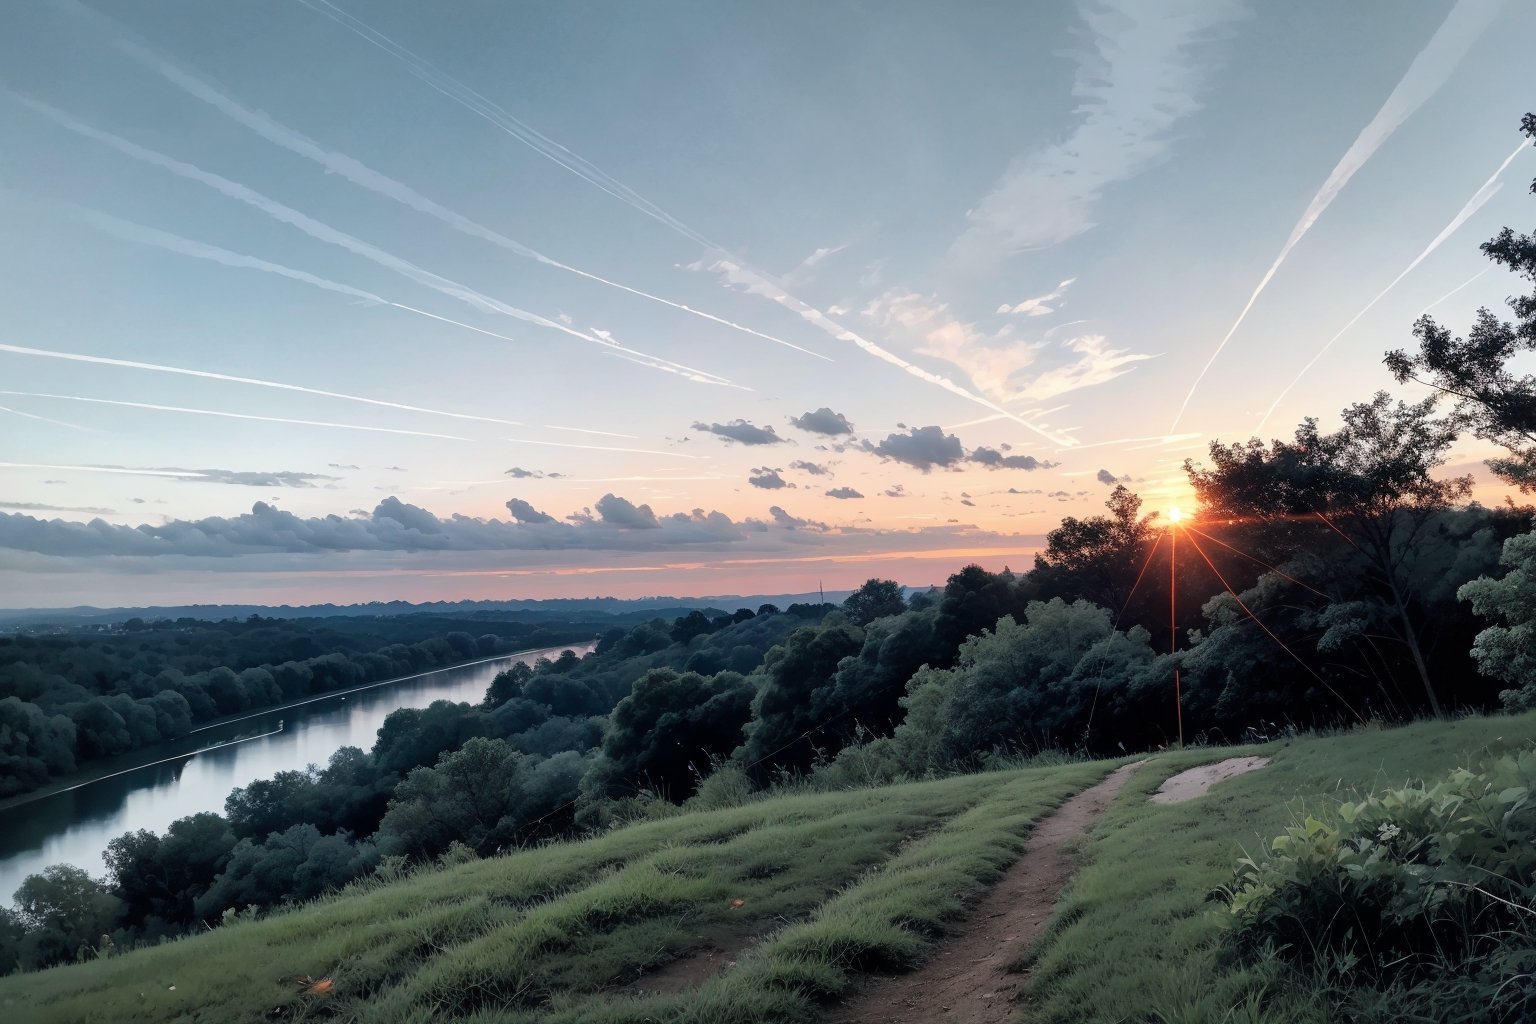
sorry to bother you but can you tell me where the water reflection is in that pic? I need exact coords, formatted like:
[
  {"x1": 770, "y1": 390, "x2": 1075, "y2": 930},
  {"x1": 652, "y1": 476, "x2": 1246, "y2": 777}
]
[{"x1": 0, "y1": 644, "x2": 590, "y2": 898}]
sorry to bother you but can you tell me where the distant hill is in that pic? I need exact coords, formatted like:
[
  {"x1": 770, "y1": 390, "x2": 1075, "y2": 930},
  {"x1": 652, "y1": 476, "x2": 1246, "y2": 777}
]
[{"x1": 0, "y1": 590, "x2": 897, "y2": 628}]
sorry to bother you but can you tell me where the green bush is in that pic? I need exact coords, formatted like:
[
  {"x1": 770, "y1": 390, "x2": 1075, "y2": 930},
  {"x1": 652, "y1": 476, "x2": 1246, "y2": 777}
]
[{"x1": 1220, "y1": 748, "x2": 1536, "y2": 1020}]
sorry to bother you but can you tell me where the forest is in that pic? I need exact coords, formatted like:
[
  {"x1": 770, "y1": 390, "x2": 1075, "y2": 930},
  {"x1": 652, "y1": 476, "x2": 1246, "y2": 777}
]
[
  {"x1": 0, "y1": 611, "x2": 619, "y2": 799},
  {"x1": 1, "y1": 112, "x2": 1533, "y2": 979}
]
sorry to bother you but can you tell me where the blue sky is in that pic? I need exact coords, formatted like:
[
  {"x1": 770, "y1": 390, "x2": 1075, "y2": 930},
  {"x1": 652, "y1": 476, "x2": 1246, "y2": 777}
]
[{"x1": 1, "y1": 0, "x2": 1532, "y2": 607}]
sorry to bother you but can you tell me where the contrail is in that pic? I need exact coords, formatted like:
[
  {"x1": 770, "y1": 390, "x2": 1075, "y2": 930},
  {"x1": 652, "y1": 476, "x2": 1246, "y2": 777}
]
[
  {"x1": 1256, "y1": 139, "x2": 1527, "y2": 432},
  {"x1": 51, "y1": 1, "x2": 827, "y2": 363},
  {"x1": 0, "y1": 404, "x2": 92, "y2": 431},
  {"x1": 503, "y1": 437, "x2": 703, "y2": 459},
  {"x1": 1421, "y1": 266, "x2": 1491, "y2": 315},
  {"x1": 0, "y1": 392, "x2": 472, "y2": 440},
  {"x1": 0, "y1": 462, "x2": 204, "y2": 478},
  {"x1": 292, "y1": 0, "x2": 1074, "y2": 446},
  {"x1": 1, "y1": 340, "x2": 535, "y2": 427},
  {"x1": 1170, "y1": 0, "x2": 1505, "y2": 431},
  {"x1": 9, "y1": 93, "x2": 737, "y2": 389}
]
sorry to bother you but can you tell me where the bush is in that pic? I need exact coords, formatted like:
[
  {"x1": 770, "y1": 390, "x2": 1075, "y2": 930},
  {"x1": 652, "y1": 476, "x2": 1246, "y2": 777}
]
[{"x1": 1220, "y1": 749, "x2": 1536, "y2": 1020}]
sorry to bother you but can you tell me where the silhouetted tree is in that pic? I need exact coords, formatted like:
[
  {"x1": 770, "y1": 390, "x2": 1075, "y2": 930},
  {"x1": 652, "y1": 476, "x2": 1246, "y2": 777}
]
[{"x1": 1387, "y1": 113, "x2": 1536, "y2": 491}]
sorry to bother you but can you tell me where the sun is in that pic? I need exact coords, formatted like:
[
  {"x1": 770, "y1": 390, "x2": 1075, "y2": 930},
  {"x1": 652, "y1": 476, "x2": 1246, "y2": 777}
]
[{"x1": 1167, "y1": 506, "x2": 1185, "y2": 523}]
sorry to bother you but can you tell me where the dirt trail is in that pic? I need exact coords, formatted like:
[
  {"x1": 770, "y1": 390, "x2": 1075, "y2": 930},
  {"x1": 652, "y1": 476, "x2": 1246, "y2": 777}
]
[
  {"x1": 825, "y1": 760, "x2": 1146, "y2": 1024},
  {"x1": 1150, "y1": 756, "x2": 1271, "y2": 805}
]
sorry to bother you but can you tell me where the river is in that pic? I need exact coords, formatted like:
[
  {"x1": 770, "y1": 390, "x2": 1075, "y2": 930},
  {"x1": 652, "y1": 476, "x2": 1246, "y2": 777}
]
[{"x1": 0, "y1": 643, "x2": 593, "y2": 900}]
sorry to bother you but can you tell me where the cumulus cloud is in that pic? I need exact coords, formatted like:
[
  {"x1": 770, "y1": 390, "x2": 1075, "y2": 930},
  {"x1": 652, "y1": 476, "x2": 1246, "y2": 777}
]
[
  {"x1": 863, "y1": 426, "x2": 1054, "y2": 474},
  {"x1": 327, "y1": 463, "x2": 360, "y2": 470},
  {"x1": 998, "y1": 278, "x2": 1077, "y2": 317},
  {"x1": 692, "y1": 419, "x2": 787, "y2": 445},
  {"x1": 748, "y1": 467, "x2": 791, "y2": 489},
  {"x1": 1096, "y1": 469, "x2": 1122, "y2": 485},
  {"x1": 789, "y1": 407, "x2": 854, "y2": 436},
  {"x1": 863, "y1": 425, "x2": 966, "y2": 473},
  {"x1": 0, "y1": 493, "x2": 784, "y2": 558},
  {"x1": 505, "y1": 498, "x2": 556, "y2": 524},
  {"x1": 593, "y1": 493, "x2": 660, "y2": 529},
  {"x1": 790, "y1": 459, "x2": 831, "y2": 476},
  {"x1": 825, "y1": 486, "x2": 864, "y2": 500},
  {"x1": 505, "y1": 466, "x2": 565, "y2": 479},
  {"x1": 767, "y1": 506, "x2": 829, "y2": 532},
  {"x1": 883, "y1": 484, "x2": 907, "y2": 498},
  {"x1": 952, "y1": 0, "x2": 1244, "y2": 262},
  {"x1": 968, "y1": 447, "x2": 1053, "y2": 471}
]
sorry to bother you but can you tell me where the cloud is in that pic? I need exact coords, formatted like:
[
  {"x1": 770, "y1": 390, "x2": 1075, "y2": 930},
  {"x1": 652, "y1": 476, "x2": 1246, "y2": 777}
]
[
  {"x1": 505, "y1": 467, "x2": 565, "y2": 479},
  {"x1": 960, "y1": 498, "x2": 976, "y2": 507},
  {"x1": 1003, "y1": 336, "x2": 1157, "y2": 402},
  {"x1": 767, "y1": 506, "x2": 828, "y2": 532},
  {"x1": 687, "y1": 257, "x2": 1076, "y2": 446},
  {"x1": 0, "y1": 494, "x2": 787, "y2": 558},
  {"x1": 1172, "y1": 0, "x2": 1505, "y2": 429},
  {"x1": 789, "y1": 407, "x2": 854, "y2": 436},
  {"x1": 692, "y1": 419, "x2": 787, "y2": 445},
  {"x1": 790, "y1": 460, "x2": 832, "y2": 476},
  {"x1": 863, "y1": 426, "x2": 1059, "y2": 474},
  {"x1": 825, "y1": 486, "x2": 864, "y2": 500},
  {"x1": 1096, "y1": 469, "x2": 1122, "y2": 485},
  {"x1": 883, "y1": 484, "x2": 907, "y2": 498},
  {"x1": 998, "y1": 278, "x2": 1077, "y2": 317},
  {"x1": 194, "y1": 468, "x2": 340, "y2": 488},
  {"x1": 782, "y1": 243, "x2": 848, "y2": 287},
  {"x1": 0, "y1": 501, "x2": 117, "y2": 515},
  {"x1": 328, "y1": 463, "x2": 360, "y2": 471},
  {"x1": 865, "y1": 290, "x2": 1152, "y2": 409},
  {"x1": 863, "y1": 425, "x2": 966, "y2": 473},
  {"x1": 968, "y1": 447, "x2": 1053, "y2": 471},
  {"x1": 505, "y1": 498, "x2": 556, "y2": 524},
  {"x1": 748, "y1": 467, "x2": 792, "y2": 489},
  {"x1": 953, "y1": 0, "x2": 1244, "y2": 262},
  {"x1": 593, "y1": 493, "x2": 660, "y2": 529}
]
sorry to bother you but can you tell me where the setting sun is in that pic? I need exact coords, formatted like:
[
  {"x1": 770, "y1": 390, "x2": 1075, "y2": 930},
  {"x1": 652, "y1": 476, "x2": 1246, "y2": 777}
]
[{"x1": 1168, "y1": 507, "x2": 1185, "y2": 523}]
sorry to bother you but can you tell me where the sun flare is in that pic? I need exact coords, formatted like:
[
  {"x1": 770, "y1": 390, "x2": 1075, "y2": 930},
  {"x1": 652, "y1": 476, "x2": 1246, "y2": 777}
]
[{"x1": 1168, "y1": 507, "x2": 1185, "y2": 523}]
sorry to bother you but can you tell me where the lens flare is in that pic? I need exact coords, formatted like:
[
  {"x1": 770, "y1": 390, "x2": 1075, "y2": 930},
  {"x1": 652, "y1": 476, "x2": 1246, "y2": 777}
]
[{"x1": 1168, "y1": 507, "x2": 1185, "y2": 523}]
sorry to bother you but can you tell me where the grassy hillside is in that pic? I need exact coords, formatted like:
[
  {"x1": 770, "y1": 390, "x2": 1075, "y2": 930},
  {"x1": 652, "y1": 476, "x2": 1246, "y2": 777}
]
[{"x1": 4, "y1": 713, "x2": 1533, "y2": 1024}]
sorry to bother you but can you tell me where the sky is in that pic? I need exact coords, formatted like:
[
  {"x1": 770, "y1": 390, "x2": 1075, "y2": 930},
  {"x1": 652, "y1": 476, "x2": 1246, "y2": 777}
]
[{"x1": 1, "y1": 0, "x2": 1532, "y2": 608}]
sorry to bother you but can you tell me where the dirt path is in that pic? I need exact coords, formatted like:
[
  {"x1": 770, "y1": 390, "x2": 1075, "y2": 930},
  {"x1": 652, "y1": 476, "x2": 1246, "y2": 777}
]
[
  {"x1": 825, "y1": 761, "x2": 1146, "y2": 1024},
  {"x1": 1149, "y1": 756, "x2": 1271, "y2": 805}
]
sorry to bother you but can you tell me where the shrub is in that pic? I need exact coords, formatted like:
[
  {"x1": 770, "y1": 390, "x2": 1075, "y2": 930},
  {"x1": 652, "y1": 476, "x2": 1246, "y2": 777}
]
[{"x1": 1220, "y1": 749, "x2": 1536, "y2": 1020}]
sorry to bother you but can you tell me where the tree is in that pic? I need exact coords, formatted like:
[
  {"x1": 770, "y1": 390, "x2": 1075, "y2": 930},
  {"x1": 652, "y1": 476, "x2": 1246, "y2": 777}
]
[
  {"x1": 842, "y1": 578, "x2": 908, "y2": 626},
  {"x1": 12, "y1": 864, "x2": 123, "y2": 969},
  {"x1": 1032, "y1": 486, "x2": 1158, "y2": 613},
  {"x1": 1459, "y1": 529, "x2": 1536, "y2": 708},
  {"x1": 377, "y1": 737, "x2": 531, "y2": 858},
  {"x1": 1187, "y1": 393, "x2": 1471, "y2": 716},
  {"x1": 1386, "y1": 113, "x2": 1536, "y2": 490},
  {"x1": 585, "y1": 669, "x2": 754, "y2": 801}
]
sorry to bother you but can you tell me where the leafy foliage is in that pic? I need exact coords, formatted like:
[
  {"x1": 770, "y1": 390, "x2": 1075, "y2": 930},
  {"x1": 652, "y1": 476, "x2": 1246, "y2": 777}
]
[
  {"x1": 1221, "y1": 751, "x2": 1536, "y2": 1020},
  {"x1": 1460, "y1": 529, "x2": 1536, "y2": 708}
]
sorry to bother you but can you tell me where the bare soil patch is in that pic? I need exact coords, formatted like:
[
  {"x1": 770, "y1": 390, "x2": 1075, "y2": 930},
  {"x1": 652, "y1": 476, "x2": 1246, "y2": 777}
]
[
  {"x1": 1149, "y1": 756, "x2": 1271, "y2": 805},
  {"x1": 825, "y1": 760, "x2": 1147, "y2": 1024}
]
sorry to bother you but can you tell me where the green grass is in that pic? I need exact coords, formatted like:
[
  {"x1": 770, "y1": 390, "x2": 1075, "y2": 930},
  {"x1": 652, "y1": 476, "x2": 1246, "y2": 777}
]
[
  {"x1": 6, "y1": 712, "x2": 1533, "y2": 1024},
  {"x1": 1021, "y1": 712, "x2": 1536, "y2": 1024},
  {"x1": 0, "y1": 759, "x2": 1108, "y2": 1024}
]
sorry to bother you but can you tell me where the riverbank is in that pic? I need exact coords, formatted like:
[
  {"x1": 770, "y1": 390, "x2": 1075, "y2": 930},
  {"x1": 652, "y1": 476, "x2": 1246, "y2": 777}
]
[{"x1": 0, "y1": 640, "x2": 595, "y2": 813}]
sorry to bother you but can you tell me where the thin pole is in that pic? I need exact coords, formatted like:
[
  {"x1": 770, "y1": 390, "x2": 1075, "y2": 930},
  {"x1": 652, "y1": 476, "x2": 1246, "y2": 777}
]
[{"x1": 1171, "y1": 523, "x2": 1183, "y2": 748}]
